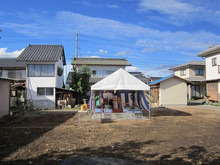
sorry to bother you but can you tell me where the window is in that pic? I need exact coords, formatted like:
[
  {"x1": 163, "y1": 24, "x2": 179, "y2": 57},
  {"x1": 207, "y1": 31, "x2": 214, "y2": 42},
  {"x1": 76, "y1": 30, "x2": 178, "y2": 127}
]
[
  {"x1": 195, "y1": 69, "x2": 203, "y2": 76},
  {"x1": 212, "y1": 57, "x2": 217, "y2": 66},
  {"x1": 46, "y1": 88, "x2": 53, "y2": 95},
  {"x1": 191, "y1": 85, "x2": 200, "y2": 98},
  {"x1": 28, "y1": 64, "x2": 55, "y2": 77},
  {"x1": 57, "y1": 67, "x2": 63, "y2": 76},
  {"x1": 106, "y1": 70, "x2": 114, "y2": 76},
  {"x1": 35, "y1": 65, "x2": 41, "y2": 76},
  {"x1": 92, "y1": 70, "x2": 96, "y2": 76},
  {"x1": 37, "y1": 87, "x2": 54, "y2": 96},
  {"x1": 96, "y1": 70, "x2": 102, "y2": 77},
  {"x1": 218, "y1": 65, "x2": 220, "y2": 74},
  {"x1": 37, "y1": 88, "x2": 45, "y2": 96},
  {"x1": 1, "y1": 70, "x2": 26, "y2": 80},
  {"x1": 180, "y1": 69, "x2": 186, "y2": 76},
  {"x1": 92, "y1": 70, "x2": 115, "y2": 77}
]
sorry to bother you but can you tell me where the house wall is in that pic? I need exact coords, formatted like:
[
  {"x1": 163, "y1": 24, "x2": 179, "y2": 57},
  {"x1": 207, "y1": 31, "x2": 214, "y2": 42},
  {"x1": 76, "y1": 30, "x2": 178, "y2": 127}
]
[
  {"x1": 205, "y1": 53, "x2": 220, "y2": 81},
  {"x1": 0, "y1": 80, "x2": 10, "y2": 117},
  {"x1": 174, "y1": 68, "x2": 190, "y2": 78},
  {"x1": 55, "y1": 57, "x2": 64, "y2": 88},
  {"x1": 159, "y1": 77, "x2": 187, "y2": 106},
  {"x1": 26, "y1": 61, "x2": 64, "y2": 109},
  {"x1": 77, "y1": 65, "x2": 125, "y2": 77},
  {"x1": 27, "y1": 77, "x2": 56, "y2": 109},
  {"x1": 174, "y1": 66, "x2": 205, "y2": 79}
]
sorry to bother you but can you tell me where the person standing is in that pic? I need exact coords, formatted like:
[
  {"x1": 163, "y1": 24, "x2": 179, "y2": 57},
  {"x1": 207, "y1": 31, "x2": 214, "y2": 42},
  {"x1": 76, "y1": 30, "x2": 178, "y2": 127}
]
[{"x1": 109, "y1": 91, "x2": 113, "y2": 107}]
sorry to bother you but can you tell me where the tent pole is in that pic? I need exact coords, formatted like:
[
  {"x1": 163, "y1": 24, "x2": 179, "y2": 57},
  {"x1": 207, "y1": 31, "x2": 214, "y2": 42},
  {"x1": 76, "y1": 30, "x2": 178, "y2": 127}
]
[{"x1": 91, "y1": 90, "x2": 94, "y2": 112}]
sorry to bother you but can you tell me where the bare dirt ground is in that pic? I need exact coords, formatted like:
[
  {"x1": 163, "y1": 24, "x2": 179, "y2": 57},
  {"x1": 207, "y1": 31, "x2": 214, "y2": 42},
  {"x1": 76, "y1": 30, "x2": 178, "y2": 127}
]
[{"x1": 0, "y1": 106, "x2": 220, "y2": 165}]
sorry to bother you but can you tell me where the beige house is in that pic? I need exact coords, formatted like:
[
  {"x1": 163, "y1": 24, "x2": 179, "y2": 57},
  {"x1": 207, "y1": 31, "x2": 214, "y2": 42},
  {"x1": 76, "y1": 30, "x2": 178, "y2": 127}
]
[
  {"x1": 170, "y1": 61, "x2": 206, "y2": 100},
  {"x1": 0, "y1": 78, "x2": 11, "y2": 117},
  {"x1": 149, "y1": 75, "x2": 192, "y2": 107}
]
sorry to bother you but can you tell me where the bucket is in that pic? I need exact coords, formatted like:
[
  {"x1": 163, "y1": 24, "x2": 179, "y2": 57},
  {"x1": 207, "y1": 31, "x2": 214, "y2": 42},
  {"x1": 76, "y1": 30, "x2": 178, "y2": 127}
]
[
  {"x1": 81, "y1": 105, "x2": 86, "y2": 111},
  {"x1": 83, "y1": 103, "x2": 88, "y2": 109}
]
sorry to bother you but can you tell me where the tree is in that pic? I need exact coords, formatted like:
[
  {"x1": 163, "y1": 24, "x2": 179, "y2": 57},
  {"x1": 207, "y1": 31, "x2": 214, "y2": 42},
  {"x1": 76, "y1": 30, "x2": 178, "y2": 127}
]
[{"x1": 70, "y1": 65, "x2": 91, "y2": 103}]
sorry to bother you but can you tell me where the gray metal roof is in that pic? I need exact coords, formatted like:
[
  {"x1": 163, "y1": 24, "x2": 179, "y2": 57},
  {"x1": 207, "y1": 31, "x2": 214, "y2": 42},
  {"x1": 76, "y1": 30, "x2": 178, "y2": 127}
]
[
  {"x1": 0, "y1": 58, "x2": 26, "y2": 68},
  {"x1": 129, "y1": 72, "x2": 147, "y2": 83},
  {"x1": 197, "y1": 45, "x2": 220, "y2": 57},
  {"x1": 71, "y1": 58, "x2": 131, "y2": 66},
  {"x1": 17, "y1": 45, "x2": 66, "y2": 65},
  {"x1": 170, "y1": 61, "x2": 205, "y2": 70}
]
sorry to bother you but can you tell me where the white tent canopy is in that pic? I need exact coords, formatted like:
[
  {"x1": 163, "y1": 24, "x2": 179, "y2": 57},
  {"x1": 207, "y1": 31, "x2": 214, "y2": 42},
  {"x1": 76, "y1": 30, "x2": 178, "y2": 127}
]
[{"x1": 91, "y1": 68, "x2": 150, "y2": 91}]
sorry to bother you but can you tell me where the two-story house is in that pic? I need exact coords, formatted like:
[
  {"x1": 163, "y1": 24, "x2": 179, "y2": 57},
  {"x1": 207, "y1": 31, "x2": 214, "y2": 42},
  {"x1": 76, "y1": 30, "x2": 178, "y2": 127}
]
[
  {"x1": 66, "y1": 57, "x2": 131, "y2": 86},
  {"x1": 17, "y1": 45, "x2": 66, "y2": 109},
  {"x1": 0, "y1": 58, "x2": 26, "y2": 80},
  {"x1": 170, "y1": 61, "x2": 206, "y2": 100},
  {"x1": 129, "y1": 72, "x2": 148, "y2": 84},
  {"x1": 0, "y1": 58, "x2": 26, "y2": 107},
  {"x1": 197, "y1": 45, "x2": 220, "y2": 102}
]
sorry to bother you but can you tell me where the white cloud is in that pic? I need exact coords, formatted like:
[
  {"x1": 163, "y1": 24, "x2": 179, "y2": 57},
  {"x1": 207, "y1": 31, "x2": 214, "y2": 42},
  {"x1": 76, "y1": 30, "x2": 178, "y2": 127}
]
[
  {"x1": 137, "y1": 0, "x2": 196, "y2": 16},
  {"x1": 0, "y1": 48, "x2": 24, "y2": 58},
  {"x1": 107, "y1": 4, "x2": 119, "y2": 9},
  {"x1": 126, "y1": 66, "x2": 140, "y2": 72},
  {"x1": 142, "y1": 48, "x2": 157, "y2": 53},
  {"x1": 99, "y1": 49, "x2": 108, "y2": 54},
  {"x1": 137, "y1": 0, "x2": 220, "y2": 26},
  {"x1": 115, "y1": 51, "x2": 134, "y2": 56},
  {"x1": 88, "y1": 56, "x2": 100, "y2": 58},
  {"x1": 2, "y1": 10, "x2": 220, "y2": 54},
  {"x1": 72, "y1": 1, "x2": 101, "y2": 8}
]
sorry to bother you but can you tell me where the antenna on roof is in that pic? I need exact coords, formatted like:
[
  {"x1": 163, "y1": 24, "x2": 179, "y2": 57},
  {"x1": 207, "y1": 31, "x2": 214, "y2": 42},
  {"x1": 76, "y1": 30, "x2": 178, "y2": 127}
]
[
  {"x1": 209, "y1": 42, "x2": 215, "y2": 48},
  {"x1": 75, "y1": 33, "x2": 78, "y2": 58}
]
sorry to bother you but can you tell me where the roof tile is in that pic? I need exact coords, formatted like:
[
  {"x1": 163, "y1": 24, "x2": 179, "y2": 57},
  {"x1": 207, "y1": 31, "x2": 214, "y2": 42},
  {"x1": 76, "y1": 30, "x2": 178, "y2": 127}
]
[
  {"x1": 17, "y1": 45, "x2": 66, "y2": 65},
  {"x1": 71, "y1": 58, "x2": 131, "y2": 66}
]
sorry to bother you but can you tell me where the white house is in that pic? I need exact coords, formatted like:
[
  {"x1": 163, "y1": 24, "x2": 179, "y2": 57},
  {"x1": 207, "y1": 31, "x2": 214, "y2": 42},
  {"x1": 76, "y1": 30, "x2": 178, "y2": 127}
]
[
  {"x1": 66, "y1": 57, "x2": 131, "y2": 85},
  {"x1": 197, "y1": 45, "x2": 220, "y2": 101},
  {"x1": 17, "y1": 45, "x2": 66, "y2": 109}
]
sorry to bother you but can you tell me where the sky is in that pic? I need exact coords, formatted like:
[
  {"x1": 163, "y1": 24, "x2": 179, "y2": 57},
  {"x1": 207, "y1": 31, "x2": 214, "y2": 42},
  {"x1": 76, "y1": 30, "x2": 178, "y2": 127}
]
[{"x1": 1, "y1": 0, "x2": 220, "y2": 79}]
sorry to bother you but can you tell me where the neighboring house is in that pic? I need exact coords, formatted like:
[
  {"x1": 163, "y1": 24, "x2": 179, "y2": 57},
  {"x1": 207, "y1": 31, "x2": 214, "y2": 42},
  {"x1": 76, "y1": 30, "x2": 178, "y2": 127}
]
[
  {"x1": 170, "y1": 61, "x2": 206, "y2": 100},
  {"x1": 0, "y1": 78, "x2": 11, "y2": 117},
  {"x1": 17, "y1": 45, "x2": 67, "y2": 109},
  {"x1": 0, "y1": 58, "x2": 26, "y2": 80},
  {"x1": 197, "y1": 45, "x2": 220, "y2": 101},
  {"x1": 146, "y1": 77, "x2": 162, "y2": 84},
  {"x1": 66, "y1": 57, "x2": 131, "y2": 85},
  {"x1": 0, "y1": 58, "x2": 26, "y2": 107},
  {"x1": 129, "y1": 72, "x2": 148, "y2": 84},
  {"x1": 149, "y1": 75, "x2": 192, "y2": 107}
]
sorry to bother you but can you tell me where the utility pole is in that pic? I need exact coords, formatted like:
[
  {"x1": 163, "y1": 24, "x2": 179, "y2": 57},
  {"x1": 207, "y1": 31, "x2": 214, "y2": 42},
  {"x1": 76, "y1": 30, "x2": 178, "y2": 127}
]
[
  {"x1": 0, "y1": 29, "x2": 2, "y2": 39},
  {"x1": 75, "y1": 33, "x2": 78, "y2": 58}
]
